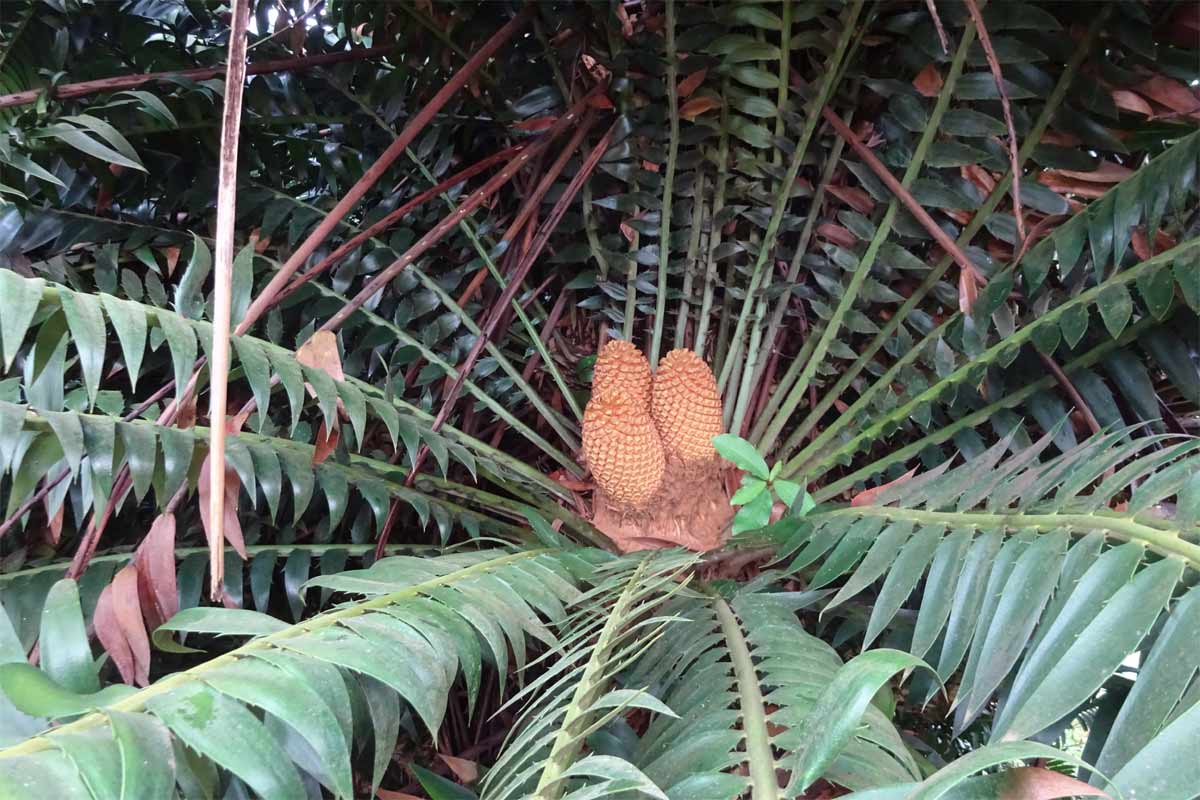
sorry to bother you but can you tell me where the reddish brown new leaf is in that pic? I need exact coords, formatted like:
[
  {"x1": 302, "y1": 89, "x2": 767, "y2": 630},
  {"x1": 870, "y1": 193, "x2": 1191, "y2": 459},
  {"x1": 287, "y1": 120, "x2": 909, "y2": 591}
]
[
  {"x1": 1136, "y1": 74, "x2": 1200, "y2": 118},
  {"x1": 959, "y1": 265, "x2": 980, "y2": 314},
  {"x1": 43, "y1": 497, "x2": 63, "y2": 546},
  {"x1": 679, "y1": 96, "x2": 721, "y2": 119},
  {"x1": 912, "y1": 63, "x2": 943, "y2": 97},
  {"x1": 1111, "y1": 89, "x2": 1153, "y2": 116},
  {"x1": 134, "y1": 513, "x2": 178, "y2": 630},
  {"x1": 677, "y1": 68, "x2": 707, "y2": 99},
  {"x1": 1053, "y1": 160, "x2": 1134, "y2": 183},
  {"x1": 1038, "y1": 174, "x2": 1109, "y2": 199},
  {"x1": 94, "y1": 565, "x2": 152, "y2": 686},
  {"x1": 816, "y1": 223, "x2": 859, "y2": 249},
  {"x1": 1130, "y1": 228, "x2": 1176, "y2": 261},
  {"x1": 852, "y1": 467, "x2": 918, "y2": 507},
  {"x1": 295, "y1": 330, "x2": 345, "y2": 381},
  {"x1": 312, "y1": 419, "x2": 340, "y2": 466},
  {"x1": 163, "y1": 245, "x2": 181, "y2": 276},
  {"x1": 93, "y1": 582, "x2": 134, "y2": 685},
  {"x1": 437, "y1": 755, "x2": 479, "y2": 784}
]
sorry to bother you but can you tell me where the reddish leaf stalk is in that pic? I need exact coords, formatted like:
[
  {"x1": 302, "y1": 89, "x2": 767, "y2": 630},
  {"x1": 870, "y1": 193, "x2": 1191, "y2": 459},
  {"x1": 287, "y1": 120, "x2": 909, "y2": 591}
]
[
  {"x1": 399, "y1": 119, "x2": 616, "y2": 477},
  {"x1": 1038, "y1": 352, "x2": 1102, "y2": 436},
  {"x1": 821, "y1": 107, "x2": 985, "y2": 283},
  {"x1": 275, "y1": 143, "x2": 528, "y2": 306},
  {"x1": 239, "y1": 6, "x2": 534, "y2": 335},
  {"x1": 964, "y1": 0, "x2": 1027, "y2": 247},
  {"x1": 318, "y1": 95, "x2": 596, "y2": 334},
  {"x1": 394, "y1": 96, "x2": 604, "y2": 392},
  {"x1": 375, "y1": 117, "x2": 618, "y2": 558},
  {"x1": 0, "y1": 44, "x2": 397, "y2": 109}
]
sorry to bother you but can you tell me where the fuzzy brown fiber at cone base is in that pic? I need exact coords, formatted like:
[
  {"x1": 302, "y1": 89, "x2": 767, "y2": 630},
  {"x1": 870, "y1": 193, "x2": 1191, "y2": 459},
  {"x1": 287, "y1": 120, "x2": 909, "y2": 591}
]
[{"x1": 591, "y1": 459, "x2": 733, "y2": 553}]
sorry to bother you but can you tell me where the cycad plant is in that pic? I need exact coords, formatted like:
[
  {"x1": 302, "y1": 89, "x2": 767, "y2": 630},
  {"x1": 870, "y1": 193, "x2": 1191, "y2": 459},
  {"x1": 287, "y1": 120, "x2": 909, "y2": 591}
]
[{"x1": 0, "y1": 0, "x2": 1197, "y2": 798}]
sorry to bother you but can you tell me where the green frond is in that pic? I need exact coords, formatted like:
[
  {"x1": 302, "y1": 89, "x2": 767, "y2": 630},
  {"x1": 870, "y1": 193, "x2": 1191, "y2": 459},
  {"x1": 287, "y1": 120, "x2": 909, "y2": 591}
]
[
  {"x1": 482, "y1": 549, "x2": 696, "y2": 800},
  {"x1": 0, "y1": 269, "x2": 568, "y2": 494},
  {"x1": 623, "y1": 588, "x2": 924, "y2": 799},
  {"x1": 0, "y1": 400, "x2": 569, "y2": 546},
  {"x1": 769, "y1": 429, "x2": 1199, "y2": 798},
  {"x1": 0, "y1": 548, "x2": 585, "y2": 799}
]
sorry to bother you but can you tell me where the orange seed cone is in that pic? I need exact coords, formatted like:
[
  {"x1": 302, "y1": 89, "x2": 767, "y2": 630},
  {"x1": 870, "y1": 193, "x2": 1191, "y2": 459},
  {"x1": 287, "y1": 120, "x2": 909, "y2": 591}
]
[
  {"x1": 651, "y1": 348, "x2": 723, "y2": 464},
  {"x1": 592, "y1": 339, "x2": 652, "y2": 411},
  {"x1": 582, "y1": 394, "x2": 665, "y2": 510}
]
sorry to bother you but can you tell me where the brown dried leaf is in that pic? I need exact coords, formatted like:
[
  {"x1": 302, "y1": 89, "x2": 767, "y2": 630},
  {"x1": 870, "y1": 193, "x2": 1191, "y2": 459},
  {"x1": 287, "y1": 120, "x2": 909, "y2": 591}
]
[
  {"x1": 677, "y1": 68, "x2": 708, "y2": 99},
  {"x1": 912, "y1": 63, "x2": 943, "y2": 97},
  {"x1": 825, "y1": 184, "x2": 875, "y2": 215},
  {"x1": 295, "y1": 330, "x2": 344, "y2": 381},
  {"x1": 851, "y1": 467, "x2": 918, "y2": 507},
  {"x1": 679, "y1": 96, "x2": 722, "y2": 119},
  {"x1": 990, "y1": 767, "x2": 1109, "y2": 799},
  {"x1": 1053, "y1": 160, "x2": 1134, "y2": 183},
  {"x1": 95, "y1": 565, "x2": 152, "y2": 686},
  {"x1": 816, "y1": 223, "x2": 859, "y2": 249},
  {"x1": 1111, "y1": 89, "x2": 1153, "y2": 116},
  {"x1": 312, "y1": 420, "x2": 340, "y2": 466},
  {"x1": 134, "y1": 513, "x2": 178, "y2": 630},
  {"x1": 198, "y1": 454, "x2": 247, "y2": 559},
  {"x1": 437, "y1": 755, "x2": 479, "y2": 785},
  {"x1": 1136, "y1": 74, "x2": 1200, "y2": 117}
]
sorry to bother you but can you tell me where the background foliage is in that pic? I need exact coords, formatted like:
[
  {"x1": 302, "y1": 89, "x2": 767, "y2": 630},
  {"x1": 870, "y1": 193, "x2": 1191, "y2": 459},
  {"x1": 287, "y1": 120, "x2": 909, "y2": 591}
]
[{"x1": 0, "y1": 0, "x2": 1197, "y2": 798}]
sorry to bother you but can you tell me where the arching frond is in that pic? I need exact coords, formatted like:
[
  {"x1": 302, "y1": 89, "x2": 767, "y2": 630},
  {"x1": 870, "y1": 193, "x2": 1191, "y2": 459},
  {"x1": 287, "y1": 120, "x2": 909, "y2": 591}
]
[{"x1": 0, "y1": 548, "x2": 586, "y2": 799}]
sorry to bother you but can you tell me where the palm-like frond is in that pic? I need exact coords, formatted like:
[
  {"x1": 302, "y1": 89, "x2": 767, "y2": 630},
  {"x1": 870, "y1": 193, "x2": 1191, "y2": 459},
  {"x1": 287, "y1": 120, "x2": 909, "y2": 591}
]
[
  {"x1": 0, "y1": 548, "x2": 586, "y2": 799},
  {"x1": 624, "y1": 589, "x2": 922, "y2": 799},
  {"x1": 763, "y1": 427, "x2": 1199, "y2": 797},
  {"x1": 0, "y1": 400, "x2": 578, "y2": 548},
  {"x1": 481, "y1": 550, "x2": 696, "y2": 800}
]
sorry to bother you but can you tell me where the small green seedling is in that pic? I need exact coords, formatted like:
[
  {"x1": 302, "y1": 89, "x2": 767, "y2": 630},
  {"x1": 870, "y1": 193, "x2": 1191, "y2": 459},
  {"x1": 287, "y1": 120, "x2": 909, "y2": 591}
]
[{"x1": 713, "y1": 434, "x2": 816, "y2": 535}]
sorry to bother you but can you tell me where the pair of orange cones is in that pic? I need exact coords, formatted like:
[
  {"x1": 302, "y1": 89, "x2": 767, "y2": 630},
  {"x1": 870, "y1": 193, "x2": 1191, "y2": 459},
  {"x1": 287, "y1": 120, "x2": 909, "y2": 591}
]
[{"x1": 582, "y1": 341, "x2": 723, "y2": 510}]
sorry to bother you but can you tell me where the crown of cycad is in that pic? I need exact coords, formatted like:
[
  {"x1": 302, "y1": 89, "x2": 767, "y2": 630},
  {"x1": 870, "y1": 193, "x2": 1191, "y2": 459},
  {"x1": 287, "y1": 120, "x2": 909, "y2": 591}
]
[
  {"x1": 592, "y1": 339, "x2": 652, "y2": 410},
  {"x1": 651, "y1": 348, "x2": 723, "y2": 464},
  {"x1": 582, "y1": 394, "x2": 665, "y2": 509}
]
